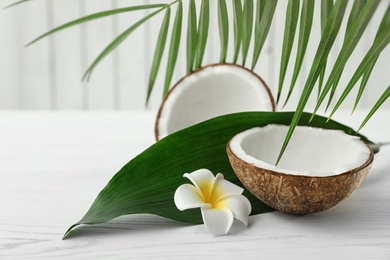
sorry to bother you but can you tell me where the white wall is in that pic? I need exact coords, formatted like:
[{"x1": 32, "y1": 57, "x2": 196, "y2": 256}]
[{"x1": 0, "y1": 0, "x2": 389, "y2": 111}]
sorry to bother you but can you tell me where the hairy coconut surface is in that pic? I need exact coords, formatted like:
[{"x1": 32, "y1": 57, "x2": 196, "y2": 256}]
[
  {"x1": 155, "y1": 64, "x2": 275, "y2": 140},
  {"x1": 227, "y1": 125, "x2": 374, "y2": 214}
]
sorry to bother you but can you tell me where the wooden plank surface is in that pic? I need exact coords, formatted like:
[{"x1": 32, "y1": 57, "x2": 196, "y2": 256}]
[{"x1": 0, "y1": 109, "x2": 389, "y2": 259}]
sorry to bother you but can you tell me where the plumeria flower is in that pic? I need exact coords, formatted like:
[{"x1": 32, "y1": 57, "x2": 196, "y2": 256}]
[{"x1": 174, "y1": 169, "x2": 251, "y2": 235}]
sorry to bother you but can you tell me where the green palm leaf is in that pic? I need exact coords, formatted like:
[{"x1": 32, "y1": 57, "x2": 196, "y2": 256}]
[
  {"x1": 325, "y1": 73, "x2": 342, "y2": 112},
  {"x1": 327, "y1": 24, "x2": 390, "y2": 121},
  {"x1": 83, "y1": 7, "x2": 169, "y2": 81},
  {"x1": 146, "y1": 7, "x2": 171, "y2": 104},
  {"x1": 312, "y1": 0, "x2": 380, "y2": 118},
  {"x1": 283, "y1": 0, "x2": 314, "y2": 107},
  {"x1": 186, "y1": 0, "x2": 197, "y2": 72},
  {"x1": 251, "y1": 0, "x2": 278, "y2": 70},
  {"x1": 195, "y1": 0, "x2": 210, "y2": 68},
  {"x1": 232, "y1": 0, "x2": 243, "y2": 64},
  {"x1": 353, "y1": 2, "x2": 390, "y2": 112},
  {"x1": 63, "y1": 111, "x2": 376, "y2": 239},
  {"x1": 347, "y1": 0, "x2": 368, "y2": 30},
  {"x1": 352, "y1": 63, "x2": 374, "y2": 113},
  {"x1": 258, "y1": 0, "x2": 266, "y2": 14},
  {"x1": 318, "y1": 0, "x2": 334, "y2": 97},
  {"x1": 324, "y1": 0, "x2": 370, "y2": 111},
  {"x1": 4, "y1": 0, "x2": 34, "y2": 9},
  {"x1": 163, "y1": 1, "x2": 183, "y2": 96},
  {"x1": 17, "y1": 0, "x2": 389, "y2": 170},
  {"x1": 277, "y1": 0, "x2": 300, "y2": 104},
  {"x1": 218, "y1": 0, "x2": 229, "y2": 63},
  {"x1": 241, "y1": 0, "x2": 254, "y2": 66},
  {"x1": 26, "y1": 4, "x2": 167, "y2": 47},
  {"x1": 358, "y1": 85, "x2": 390, "y2": 132},
  {"x1": 276, "y1": 0, "x2": 349, "y2": 165}
]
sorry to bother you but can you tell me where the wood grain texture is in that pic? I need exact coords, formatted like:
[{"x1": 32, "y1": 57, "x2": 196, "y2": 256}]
[
  {"x1": 0, "y1": 110, "x2": 389, "y2": 259},
  {"x1": 0, "y1": 1, "x2": 389, "y2": 110}
]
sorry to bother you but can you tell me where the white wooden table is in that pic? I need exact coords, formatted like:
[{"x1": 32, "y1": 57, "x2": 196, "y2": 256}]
[{"x1": 1, "y1": 109, "x2": 389, "y2": 259}]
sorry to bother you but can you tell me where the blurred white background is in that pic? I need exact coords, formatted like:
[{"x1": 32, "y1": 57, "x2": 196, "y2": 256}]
[{"x1": 0, "y1": 0, "x2": 389, "y2": 111}]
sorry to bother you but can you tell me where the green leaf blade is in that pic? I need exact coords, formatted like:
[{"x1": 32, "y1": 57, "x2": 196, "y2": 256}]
[
  {"x1": 163, "y1": 1, "x2": 183, "y2": 97},
  {"x1": 251, "y1": 0, "x2": 278, "y2": 70},
  {"x1": 352, "y1": 61, "x2": 376, "y2": 113},
  {"x1": 146, "y1": 7, "x2": 171, "y2": 104},
  {"x1": 346, "y1": 0, "x2": 367, "y2": 32},
  {"x1": 241, "y1": 0, "x2": 254, "y2": 66},
  {"x1": 277, "y1": 0, "x2": 300, "y2": 104},
  {"x1": 318, "y1": 0, "x2": 334, "y2": 97},
  {"x1": 327, "y1": 24, "x2": 390, "y2": 121},
  {"x1": 83, "y1": 7, "x2": 168, "y2": 81},
  {"x1": 276, "y1": 0, "x2": 349, "y2": 165},
  {"x1": 4, "y1": 0, "x2": 33, "y2": 9},
  {"x1": 186, "y1": 0, "x2": 198, "y2": 72},
  {"x1": 26, "y1": 4, "x2": 168, "y2": 47},
  {"x1": 312, "y1": 0, "x2": 380, "y2": 117},
  {"x1": 218, "y1": 0, "x2": 229, "y2": 63},
  {"x1": 324, "y1": 0, "x2": 373, "y2": 111},
  {"x1": 353, "y1": 2, "x2": 390, "y2": 112},
  {"x1": 232, "y1": 0, "x2": 243, "y2": 64},
  {"x1": 284, "y1": 0, "x2": 314, "y2": 107},
  {"x1": 358, "y1": 85, "x2": 390, "y2": 131},
  {"x1": 325, "y1": 72, "x2": 342, "y2": 112},
  {"x1": 195, "y1": 0, "x2": 210, "y2": 68},
  {"x1": 320, "y1": 0, "x2": 334, "y2": 33}
]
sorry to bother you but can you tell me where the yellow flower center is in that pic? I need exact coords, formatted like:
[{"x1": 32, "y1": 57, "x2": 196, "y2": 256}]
[{"x1": 198, "y1": 180, "x2": 225, "y2": 209}]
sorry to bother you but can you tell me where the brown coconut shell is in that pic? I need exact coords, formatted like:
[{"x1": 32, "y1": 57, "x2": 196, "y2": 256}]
[
  {"x1": 226, "y1": 140, "x2": 374, "y2": 215},
  {"x1": 154, "y1": 63, "x2": 276, "y2": 141}
]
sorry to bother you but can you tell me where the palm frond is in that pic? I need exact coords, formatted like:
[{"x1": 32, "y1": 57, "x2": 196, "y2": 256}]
[
  {"x1": 251, "y1": 0, "x2": 278, "y2": 69},
  {"x1": 241, "y1": 0, "x2": 254, "y2": 66},
  {"x1": 324, "y1": 0, "x2": 371, "y2": 111},
  {"x1": 195, "y1": 0, "x2": 210, "y2": 69},
  {"x1": 318, "y1": 0, "x2": 334, "y2": 97},
  {"x1": 146, "y1": 7, "x2": 171, "y2": 104},
  {"x1": 283, "y1": 0, "x2": 314, "y2": 108},
  {"x1": 18, "y1": 0, "x2": 390, "y2": 165},
  {"x1": 358, "y1": 85, "x2": 390, "y2": 132},
  {"x1": 327, "y1": 23, "x2": 390, "y2": 121},
  {"x1": 82, "y1": 6, "x2": 169, "y2": 81},
  {"x1": 218, "y1": 0, "x2": 229, "y2": 63},
  {"x1": 352, "y1": 63, "x2": 374, "y2": 113},
  {"x1": 311, "y1": 0, "x2": 380, "y2": 119},
  {"x1": 232, "y1": 0, "x2": 243, "y2": 64},
  {"x1": 276, "y1": 0, "x2": 349, "y2": 165},
  {"x1": 186, "y1": 0, "x2": 197, "y2": 72},
  {"x1": 277, "y1": 0, "x2": 300, "y2": 104},
  {"x1": 26, "y1": 4, "x2": 167, "y2": 47},
  {"x1": 324, "y1": 73, "x2": 341, "y2": 112},
  {"x1": 3, "y1": 0, "x2": 33, "y2": 9},
  {"x1": 163, "y1": 1, "x2": 183, "y2": 96},
  {"x1": 353, "y1": 2, "x2": 390, "y2": 112}
]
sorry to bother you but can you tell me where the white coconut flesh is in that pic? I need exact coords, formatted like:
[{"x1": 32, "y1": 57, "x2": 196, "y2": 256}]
[
  {"x1": 229, "y1": 125, "x2": 371, "y2": 177},
  {"x1": 156, "y1": 64, "x2": 274, "y2": 140}
]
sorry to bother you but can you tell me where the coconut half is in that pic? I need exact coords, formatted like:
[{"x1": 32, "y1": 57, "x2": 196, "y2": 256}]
[
  {"x1": 155, "y1": 64, "x2": 275, "y2": 140},
  {"x1": 227, "y1": 125, "x2": 374, "y2": 214}
]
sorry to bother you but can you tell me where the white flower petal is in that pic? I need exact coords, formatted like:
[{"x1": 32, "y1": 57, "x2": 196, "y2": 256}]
[
  {"x1": 176, "y1": 169, "x2": 252, "y2": 235},
  {"x1": 216, "y1": 194, "x2": 252, "y2": 226},
  {"x1": 184, "y1": 169, "x2": 215, "y2": 200},
  {"x1": 174, "y1": 184, "x2": 209, "y2": 211},
  {"x1": 209, "y1": 173, "x2": 244, "y2": 203},
  {"x1": 201, "y1": 207, "x2": 234, "y2": 235}
]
